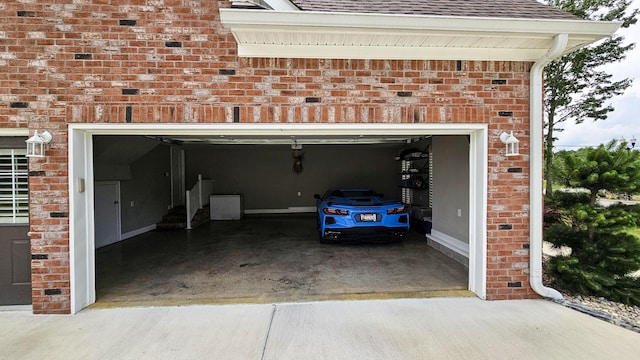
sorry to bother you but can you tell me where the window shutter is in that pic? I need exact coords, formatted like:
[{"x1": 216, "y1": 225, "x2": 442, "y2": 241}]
[{"x1": 0, "y1": 149, "x2": 28, "y2": 223}]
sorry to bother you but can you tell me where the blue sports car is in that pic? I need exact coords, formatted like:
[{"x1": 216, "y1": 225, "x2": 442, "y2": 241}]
[{"x1": 313, "y1": 188, "x2": 409, "y2": 244}]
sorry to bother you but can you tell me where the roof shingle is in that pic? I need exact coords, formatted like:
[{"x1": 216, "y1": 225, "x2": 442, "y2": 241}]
[{"x1": 288, "y1": 0, "x2": 579, "y2": 20}]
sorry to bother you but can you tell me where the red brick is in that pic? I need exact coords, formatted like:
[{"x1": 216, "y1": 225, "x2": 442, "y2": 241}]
[{"x1": 0, "y1": 0, "x2": 540, "y2": 313}]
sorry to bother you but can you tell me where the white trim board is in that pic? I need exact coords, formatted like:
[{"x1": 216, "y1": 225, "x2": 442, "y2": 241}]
[
  {"x1": 121, "y1": 224, "x2": 157, "y2": 241},
  {"x1": 426, "y1": 230, "x2": 470, "y2": 259},
  {"x1": 0, "y1": 129, "x2": 29, "y2": 136},
  {"x1": 244, "y1": 206, "x2": 316, "y2": 215},
  {"x1": 68, "y1": 123, "x2": 486, "y2": 135}
]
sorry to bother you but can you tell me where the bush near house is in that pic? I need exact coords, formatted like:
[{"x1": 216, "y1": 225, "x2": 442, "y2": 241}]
[{"x1": 544, "y1": 142, "x2": 640, "y2": 305}]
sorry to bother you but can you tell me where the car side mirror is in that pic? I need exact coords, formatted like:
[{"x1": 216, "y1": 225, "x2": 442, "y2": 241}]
[
  {"x1": 313, "y1": 194, "x2": 321, "y2": 199},
  {"x1": 378, "y1": 193, "x2": 384, "y2": 198}
]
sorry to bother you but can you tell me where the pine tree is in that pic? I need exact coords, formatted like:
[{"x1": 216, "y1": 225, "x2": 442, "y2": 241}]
[
  {"x1": 544, "y1": 0, "x2": 637, "y2": 195},
  {"x1": 545, "y1": 142, "x2": 640, "y2": 305}
]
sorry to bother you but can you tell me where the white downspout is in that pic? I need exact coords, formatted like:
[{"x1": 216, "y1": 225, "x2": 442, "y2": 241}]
[{"x1": 529, "y1": 33, "x2": 568, "y2": 300}]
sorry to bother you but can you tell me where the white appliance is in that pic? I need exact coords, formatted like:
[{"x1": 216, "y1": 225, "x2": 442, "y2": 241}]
[{"x1": 210, "y1": 195, "x2": 243, "y2": 220}]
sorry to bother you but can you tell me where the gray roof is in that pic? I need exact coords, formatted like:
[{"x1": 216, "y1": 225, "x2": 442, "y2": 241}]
[{"x1": 288, "y1": 0, "x2": 579, "y2": 20}]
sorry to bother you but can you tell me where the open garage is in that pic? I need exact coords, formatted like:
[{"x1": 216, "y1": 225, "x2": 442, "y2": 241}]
[{"x1": 86, "y1": 125, "x2": 485, "y2": 306}]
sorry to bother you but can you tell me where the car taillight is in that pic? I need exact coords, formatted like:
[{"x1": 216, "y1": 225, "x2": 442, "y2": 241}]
[
  {"x1": 386, "y1": 206, "x2": 407, "y2": 215},
  {"x1": 323, "y1": 208, "x2": 349, "y2": 215}
]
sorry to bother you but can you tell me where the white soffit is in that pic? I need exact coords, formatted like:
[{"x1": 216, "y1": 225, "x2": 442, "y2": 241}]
[{"x1": 219, "y1": 9, "x2": 621, "y2": 61}]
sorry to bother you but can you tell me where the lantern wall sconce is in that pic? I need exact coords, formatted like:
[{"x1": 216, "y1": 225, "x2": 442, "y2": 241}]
[
  {"x1": 26, "y1": 130, "x2": 53, "y2": 158},
  {"x1": 500, "y1": 131, "x2": 520, "y2": 156}
]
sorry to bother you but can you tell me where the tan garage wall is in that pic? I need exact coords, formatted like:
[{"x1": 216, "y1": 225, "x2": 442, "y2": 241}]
[
  {"x1": 185, "y1": 144, "x2": 402, "y2": 212},
  {"x1": 432, "y1": 136, "x2": 470, "y2": 244}
]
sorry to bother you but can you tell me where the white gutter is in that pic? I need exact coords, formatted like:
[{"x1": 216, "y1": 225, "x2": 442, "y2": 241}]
[
  {"x1": 220, "y1": 9, "x2": 619, "y2": 36},
  {"x1": 528, "y1": 33, "x2": 568, "y2": 300}
]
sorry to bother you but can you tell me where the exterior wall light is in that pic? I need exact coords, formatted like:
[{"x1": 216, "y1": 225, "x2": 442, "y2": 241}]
[
  {"x1": 26, "y1": 130, "x2": 53, "y2": 158},
  {"x1": 500, "y1": 131, "x2": 520, "y2": 156}
]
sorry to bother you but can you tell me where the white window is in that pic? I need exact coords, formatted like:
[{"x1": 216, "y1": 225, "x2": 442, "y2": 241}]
[{"x1": 0, "y1": 149, "x2": 28, "y2": 223}]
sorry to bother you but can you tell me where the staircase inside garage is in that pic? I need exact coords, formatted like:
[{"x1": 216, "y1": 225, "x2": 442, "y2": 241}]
[{"x1": 156, "y1": 205, "x2": 210, "y2": 230}]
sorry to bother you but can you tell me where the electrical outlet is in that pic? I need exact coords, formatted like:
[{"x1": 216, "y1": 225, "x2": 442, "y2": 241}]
[
  {"x1": 130, "y1": 201, "x2": 135, "y2": 207},
  {"x1": 297, "y1": 192, "x2": 302, "y2": 197},
  {"x1": 457, "y1": 209, "x2": 462, "y2": 217}
]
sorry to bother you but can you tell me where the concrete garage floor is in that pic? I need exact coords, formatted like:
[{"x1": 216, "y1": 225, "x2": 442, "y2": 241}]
[{"x1": 95, "y1": 215, "x2": 470, "y2": 306}]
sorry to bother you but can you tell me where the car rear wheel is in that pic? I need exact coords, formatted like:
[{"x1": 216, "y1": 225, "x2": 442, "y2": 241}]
[
  {"x1": 319, "y1": 235, "x2": 332, "y2": 244},
  {"x1": 316, "y1": 214, "x2": 330, "y2": 244},
  {"x1": 317, "y1": 225, "x2": 332, "y2": 244}
]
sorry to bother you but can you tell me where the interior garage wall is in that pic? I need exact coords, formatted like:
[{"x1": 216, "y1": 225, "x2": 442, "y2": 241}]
[
  {"x1": 432, "y1": 135, "x2": 470, "y2": 243},
  {"x1": 119, "y1": 145, "x2": 172, "y2": 233},
  {"x1": 94, "y1": 138, "x2": 172, "y2": 234},
  {"x1": 185, "y1": 144, "x2": 402, "y2": 211}
]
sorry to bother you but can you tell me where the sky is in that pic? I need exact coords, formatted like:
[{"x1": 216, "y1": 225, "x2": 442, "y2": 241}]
[{"x1": 554, "y1": 1, "x2": 640, "y2": 151}]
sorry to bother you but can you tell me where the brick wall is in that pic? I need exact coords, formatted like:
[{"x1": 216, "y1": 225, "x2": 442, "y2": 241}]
[{"x1": 1, "y1": 0, "x2": 536, "y2": 313}]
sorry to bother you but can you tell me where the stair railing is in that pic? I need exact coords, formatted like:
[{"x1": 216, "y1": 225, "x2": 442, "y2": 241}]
[{"x1": 185, "y1": 174, "x2": 214, "y2": 229}]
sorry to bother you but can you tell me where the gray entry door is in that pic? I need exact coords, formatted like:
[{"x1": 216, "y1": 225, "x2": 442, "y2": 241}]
[
  {"x1": 94, "y1": 181, "x2": 121, "y2": 248},
  {"x1": 0, "y1": 225, "x2": 31, "y2": 305}
]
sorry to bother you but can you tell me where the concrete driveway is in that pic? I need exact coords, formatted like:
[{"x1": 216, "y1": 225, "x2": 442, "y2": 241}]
[{"x1": 2, "y1": 297, "x2": 638, "y2": 360}]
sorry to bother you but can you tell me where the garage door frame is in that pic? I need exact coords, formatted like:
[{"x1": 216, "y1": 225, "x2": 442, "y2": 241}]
[{"x1": 68, "y1": 123, "x2": 487, "y2": 313}]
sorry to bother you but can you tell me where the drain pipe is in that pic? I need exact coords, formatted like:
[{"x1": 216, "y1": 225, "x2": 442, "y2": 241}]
[{"x1": 529, "y1": 33, "x2": 568, "y2": 300}]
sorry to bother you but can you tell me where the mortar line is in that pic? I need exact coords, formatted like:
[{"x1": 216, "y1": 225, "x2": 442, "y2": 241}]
[{"x1": 260, "y1": 304, "x2": 278, "y2": 360}]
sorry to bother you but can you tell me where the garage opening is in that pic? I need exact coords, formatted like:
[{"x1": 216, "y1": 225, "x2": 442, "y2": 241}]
[{"x1": 69, "y1": 124, "x2": 487, "y2": 312}]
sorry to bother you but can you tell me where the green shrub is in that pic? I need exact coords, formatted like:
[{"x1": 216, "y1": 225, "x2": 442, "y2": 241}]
[{"x1": 545, "y1": 190, "x2": 640, "y2": 305}]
